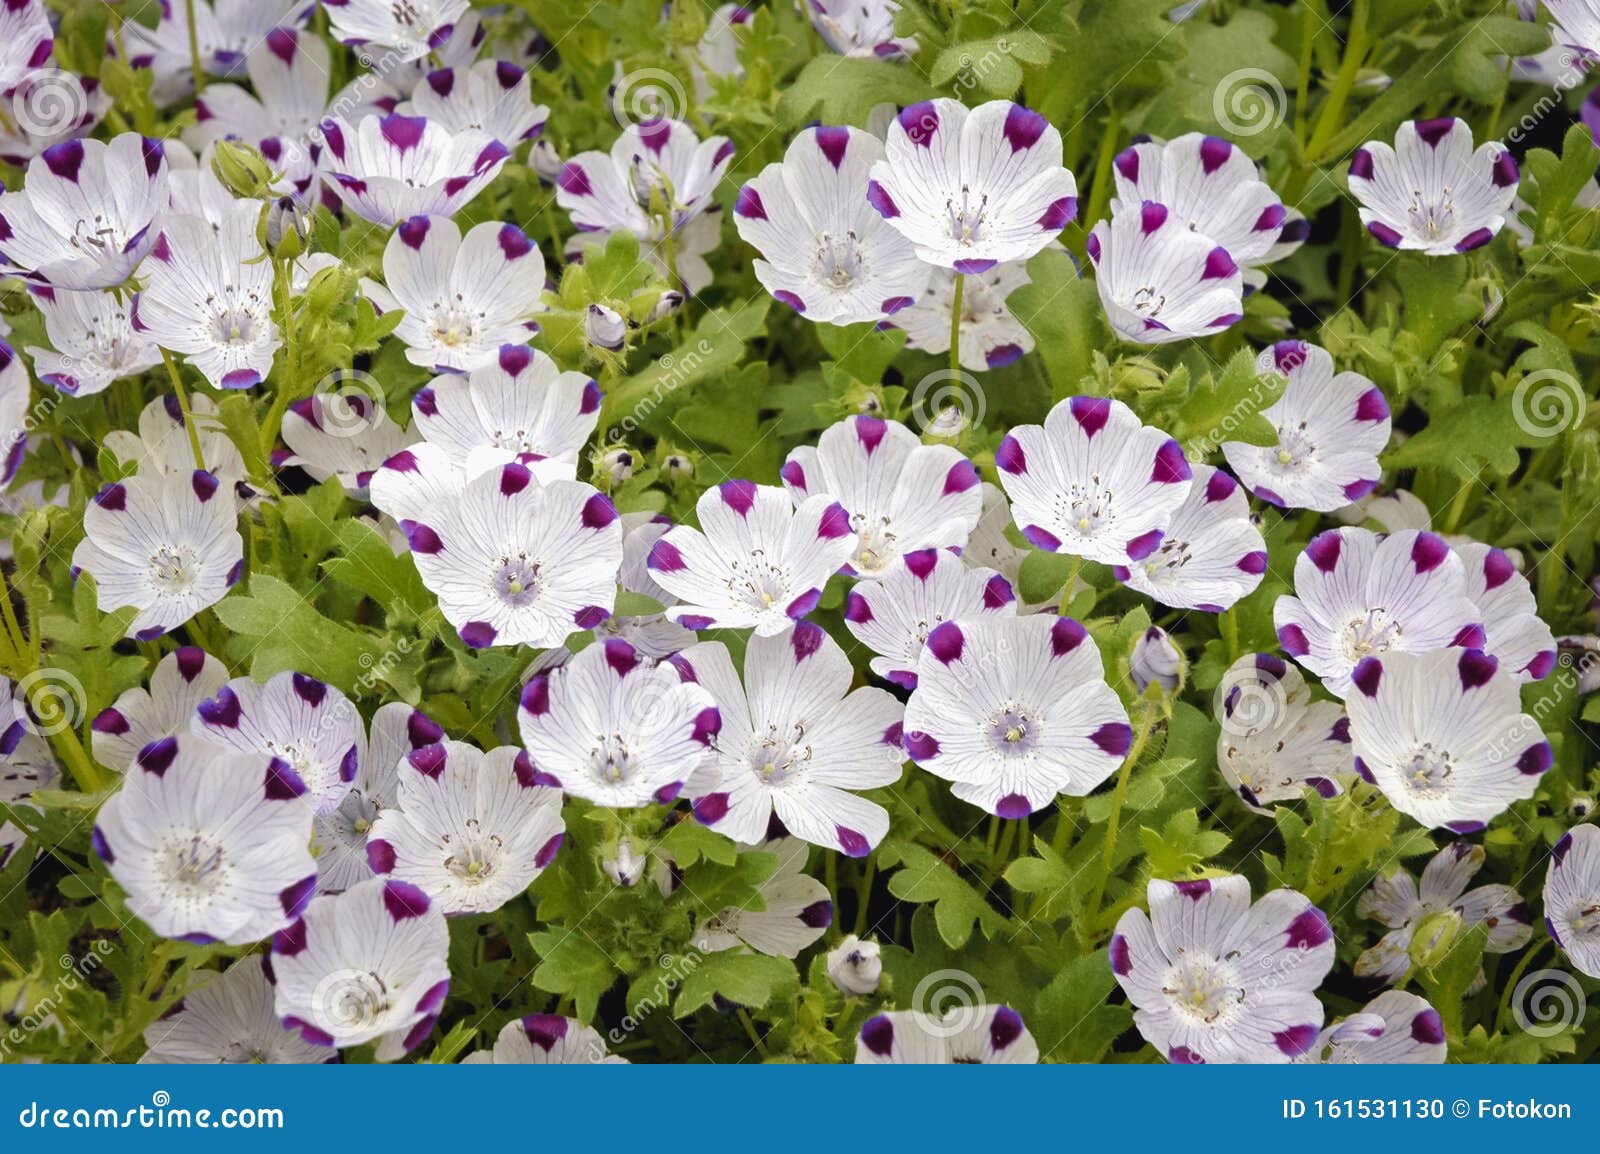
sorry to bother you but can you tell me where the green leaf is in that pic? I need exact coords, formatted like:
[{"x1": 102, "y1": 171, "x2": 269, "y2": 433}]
[
  {"x1": 528, "y1": 929, "x2": 618, "y2": 1022},
  {"x1": 1031, "y1": 951, "x2": 1133, "y2": 1062},
  {"x1": 778, "y1": 56, "x2": 929, "y2": 127},
  {"x1": 673, "y1": 953, "x2": 797, "y2": 1017},
  {"x1": 1012, "y1": 248, "x2": 1108, "y2": 402},
  {"x1": 212, "y1": 574, "x2": 385, "y2": 691},
  {"x1": 879, "y1": 838, "x2": 1007, "y2": 949}
]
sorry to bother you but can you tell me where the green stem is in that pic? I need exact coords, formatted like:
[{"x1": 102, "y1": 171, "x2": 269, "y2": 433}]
[
  {"x1": 1304, "y1": 0, "x2": 1368, "y2": 163},
  {"x1": 185, "y1": 0, "x2": 206, "y2": 95},
  {"x1": 1221, "y1": 609, "x2": 1240, "y2": 664},
  {"x1": 737, "y1": 1009, "x2": 769, "y2": 1057},
  {"x1": 259, "y1": 257, "x2": 298, "y2": 462},
  {"x1": 160, "y1": 349, "x2": 207, "y2": 472},
  {"x1": 993, "y1": 818, "x2": 1019, "y2": 871},
  {"x1": 1080, "y1": 104, "x2": 1122, "y2": 241},
  {"x1": 50, "y1": 717, "x2": 109, "y2": 795},
  {"x1": 1055, "y1": 555, "x2": 1082, "y2": 613},
  {"x1": 1495, "y1": 939, "x2": 1552, "y2": 1031},
  {"x1": 1086, "y1": 702, "x2": 1159, "y2": 932},
  {"x1": 852, "y1": 856, "x2": 876, "y2": 937},
  {"x1": 947, "y1": 272, "x2": 965, "y2": 377},
  {"x1": 1294, "y1": 1, "x2": 1316, "y2": 150}
]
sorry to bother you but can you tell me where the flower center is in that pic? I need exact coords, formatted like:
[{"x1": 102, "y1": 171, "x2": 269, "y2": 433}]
[
  {"x1": 443, "y1": 818, "x2": 503, "y2": 882},
  {"x1": 748, "y1": 723, "x2": 810, "y2": 786},
  {"x1": 429, "y1": 300, "x2": 481, "y2": 349},
  {"x1": 1131, "y1": 286, "x2": 1166, "y2": 317},
  {"x1": 986, "y1": 704, "x2": 1039, "y2": 756},
  {"x1": 147, "y1": 545, "x2": 198, "y2": 593},
  {"x1": 493, "y1": 553, "x2": 541, "y2": 606},
  {"x1": 814, "y1": 230, "x2": 866, "y2": 289},
  {"x1": 1402, "y1": 742, "x2": 1454, "y2": 795},
  {"x1": 214, "y1": 306, "x2": 259, "y2": 347},
  {"x1": 946, "y1": 185, "x2": 988, "y2": 246},
  {"x1": 1407, "y1": 187, "x2": 1456, "y2": 239},
  {"x1": 1339, "y1": 609, "x2": 1399, "y2": 662},
  {"x1": 1161, "y1": 953, "x2": 1244, "y2": 1026},
  {"x1": 158, "y1": 833, "x2": 226, "y2": 902},
  {"x1": 1056, "y1": 477, "x2": 1115, "y2": 539},
  {"x1": 588, "y1": 732, "x2": 637, "y2": 784},
  {"x1": 850, "y1": 513, "x2": 896, "y2": 575},
  {"x1": 71, "y1": 216, "x2": 125, "y2": 255},
  {"x1": 726, "y1": 548, "x2": 790, "y2": 611}
]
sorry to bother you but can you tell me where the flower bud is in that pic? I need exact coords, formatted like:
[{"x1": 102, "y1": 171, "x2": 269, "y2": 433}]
[
  {"x1": 211, "y1": 139, "x2": 276, "y2": 200},
  {"x1": 531, "y1": 140, "x2": 564, "y2": 184},
  {"x1": 645, "y1": 289, "x2": 684, "y2": 325},
  {"x1": 1408, "y1": 909, "x2": 1464, "y2": 971},
  {"x1": 600, "y1": 447, "x2": 635, "y2": 487},
  {"x1": 1131, "y1": 626, "x2": 1183, "y2": 695},
  {"x1": 1569, "y1": 794, "x2": 1595, "y2": 820},
  {"x1": 264, "y1": 196, "x2": 309, "y2": 259},
  {"x1": 586, "y1": 303, "x2": 626, "y2": 350},
  {"x1": 826, "y1": 935, "x2": 882, "y2": 996},
  {"x1": 662, "y1": 452, "x2": 694, "y2": 483},
  {"x1": 602, "y1": 838, "x2": 646, "y2": 887}
]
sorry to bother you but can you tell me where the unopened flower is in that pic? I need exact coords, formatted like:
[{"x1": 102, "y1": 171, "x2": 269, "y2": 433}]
[
  {"x1": 1347, "y1": 119, "x2": 1518, "y2": 254},
  {"x1": 586, "y1": 303, "x2": 627, "y2": 351},
  {"x1": 93, "y1": 736, "x2": 317, "y2": 945},
  {"x1": 1131, "y1": 626, "x2": 1182, "y2": 695},
  {"x1": 1346, "y1": 649, "x2": 1551, "y2": 832},
  {"x1": 868, "y1": 99, "x2": 1076, "y2": 272},
  {"x1": 826, "y1": 934, "x2": 883, "y2": 995},
  {"x1": 1111, "y1": 876, "x2": 1334, "y2": 1063},
  {"x1": 807, "y1": 0, "x2": 916, "y2": 58}
]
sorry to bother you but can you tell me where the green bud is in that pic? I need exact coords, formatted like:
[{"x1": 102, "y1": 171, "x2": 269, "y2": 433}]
[
  {"x1": 1409, "y1": 909, "x2": 1464, "y2": 971},
  {"x1": 212, "y1": 140, "x2": 275, "y2": 200}
]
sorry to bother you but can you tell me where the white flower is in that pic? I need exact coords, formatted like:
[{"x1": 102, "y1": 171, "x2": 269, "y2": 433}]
[
  {"x1": 1223, "y1": 341, "x2": 1391, "y2": 512},
  {"x1": 1544, "y1": 1, "x2": 1600, "y2": 59},
  {"x1": 516, "y1": 638, "x2": 720, "y2": 808},
  {"x1": 25, "y1": 287, "x2": 162, "y2": 397},
  {"x1": 867, "y1": 99, "x2": 1077, "y2": 273},
  {"x1": 396, "y1": 457, "x2": 622, "y2": 649},
  {"x1": 193, "y1": 671, "x2": 364, "y2": 815},
  {"x1": 362, "y1": 213, "x2": 544, "y2": 372},
  {"x1": 826, "y1": 934, "x2": 883, "y2": 995},
  {"x1": 891, "y1": 262, "x2": 1034, "y2": 370},
  {"x1": 279, "y1": 391, "x2": 416, "y2": 497},
  {"x1": 1109, "y1": 133, "x2": 1288, "y2": 275},
  {"x1": 1111, "y1": 876, "x2": 1334, "y2": 1063},
  {"x1": 1301, "y1": 991, "x2": 1446, "y2": 1064},
  {"x1": 402, "y1": 60, "x2": 550, "y2": 146},
  {"x1": 1274, "y1": 527, "x2": 1485, "y2": 698},
  {"x1": 1545, "y1": 823, "x2": 1600, "y2": 978},
  {"x1": 317, "y1": 114, "x2": 509, "y2": 227},
  {"x1": 592, "y1": 512, "x2": 698, "y2": 659},
  {"x1": 0, "y1": 0, "x2": 53, "y2": 94},
  {"x1": 139, "y1": 957, "x2": 331, "y2": 1064},
  {"x1": 646, "y1": 481, "x2": 854, "y2": 636},
  {"x1": 72, "y1": 469, "x2": 243, "y2": 641},
  {"x1": 0, "y1": 339, "x2": 29, "y2": 488},
  {"x1": 1346, "y1": 648, "x2": 1551, "y2": 833},
  {"x1": 1455, "y1": 542, "x2": 1557, "y2": 682},
  {"x1": 688, "y1": 4, "x2": 751, "y2": 98},
  {"x1": 463, "y1": 1015, "x2": 626, "y2": 1064},
  {"x1": 903, "y1": 614, "x2": 1131, "y2": 818},
  {"x1": 322, "y1": 0, "x2": 469, "y2": 62},
  {"x1": 0, "y1": 134, "x2": 170, "y2": 289},
  {"x1": 807, "y1": 0, "x2": 916, "y2": 58},
  {"x1": 313, "y1": 703, "x2": 444, "y2": 895},
  {"x1": 1087, "y1": 200, "x2": 1244, "y2": 344},
  {"x1": 91, "y1": 647, "x2": 230, "y2": 773},
  {"x1": 1356, "y1": 842, "x2": 1533, "y2": 982},
  {"x1": 674, "y1": 624, "x2": 903, "y2": 855},
  {"x1": 123, "y1": 0, "x2": 312, "y2": 93},
  {"x1": 780, "y1": 415, "x2": 981, "y2": 577},
  {"x1": 366, "y1": 739, "x2": 564, "y2": 915},
  {"x1": 693, "y1": 837, "x2": 833, "y2": 957},
  {"x1": 93, "y1": 735, "x2": 317, "y2": 945},
  {"x1": 844, "y1": 547, "x2": 1016, "y2": 688},
  {"x1": 185, "y1": 29, "x2": 367, "y2": 199},
  {"x1": 733, "y1": 126, "x2": 930, "y2": 324},
  {"x1": 964, "y1": 482, "x2": 1055, "y2": 613},
  {"x1": 410, "y1": 352, "x2": 597, "y2": 483},
  {"x1": 136, "y1": 208, "x2": 279, "y2": 390},
  {"x1": 270, "y1": 877, "x2": 451, "y2": 1054},
  {"x1": 0, "y1": 675, "x2": 61, "y2": 865},
  {"x1": 1347, "y1": 118, "x2": 1518, "y2": 254},
  {"x1": 857, "y1": 1004, "x2": 1038, "y2": 1063},
  {"x1": 1115, "y1": 465, "x2": 1266, "y2": 612},
  {"x1": 996, "y1": 395, "x2": 1192, "y2": 566},
  {"x1": 557, "y1": 118, "x2": 733, "y2": 292},
  {"x1": 1214, "y1": 653, "x2": 1349, "y2": 812},
  {"x1": 103, "y1": 394, "x2": 247, "y2": 489}
]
